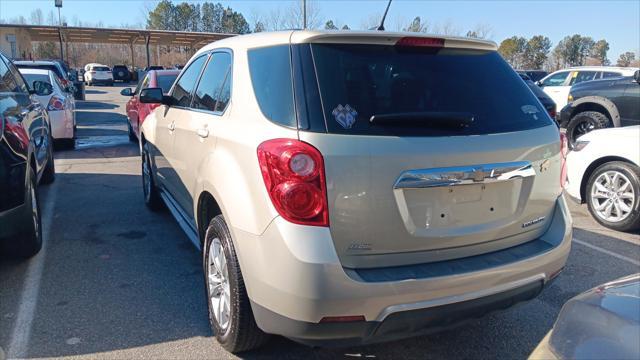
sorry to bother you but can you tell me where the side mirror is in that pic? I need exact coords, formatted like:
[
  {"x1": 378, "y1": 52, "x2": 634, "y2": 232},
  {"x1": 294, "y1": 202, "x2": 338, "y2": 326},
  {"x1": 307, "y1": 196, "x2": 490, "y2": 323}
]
[
  {"x1": 120, "y1": 88, "x2": 133, "y2": 96},
  {"x1": 139, "y1": 87, "x2": 168, "y2": 104},
  {"x1": 634, "y1": 70, "x2": 640, "y2": 83},
  {"x1": 31, "y1": 80, "x2": 53, "y2": 96},
  {"x1": 535, "y1": 80, "x2": 543, "y2": 87}
]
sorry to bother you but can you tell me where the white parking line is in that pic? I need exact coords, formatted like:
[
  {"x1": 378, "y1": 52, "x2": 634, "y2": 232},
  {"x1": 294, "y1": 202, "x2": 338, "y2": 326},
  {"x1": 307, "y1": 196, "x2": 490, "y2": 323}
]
[
  {"x1": 7, "y1": 182, "x2": 57, "y2": 359},
  {"x1": 573, "y1": 238, "x2": 640, "y2": 267}
]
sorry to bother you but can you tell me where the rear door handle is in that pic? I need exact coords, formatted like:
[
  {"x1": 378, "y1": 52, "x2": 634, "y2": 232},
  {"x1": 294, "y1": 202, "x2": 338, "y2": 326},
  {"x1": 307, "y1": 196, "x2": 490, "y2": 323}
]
[
  {"x1": 168, "y1": 122, "x2": 175, "y2": 131},
  {"x1": 196, "y1": 128, "x2": 209, "y2": 138}
]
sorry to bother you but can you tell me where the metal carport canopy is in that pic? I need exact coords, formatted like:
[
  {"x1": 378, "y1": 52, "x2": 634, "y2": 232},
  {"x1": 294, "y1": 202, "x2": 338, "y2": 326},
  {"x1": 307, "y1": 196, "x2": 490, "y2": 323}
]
[{"x1": 3, "y1": 24, "x2": 234, "y2": 67}]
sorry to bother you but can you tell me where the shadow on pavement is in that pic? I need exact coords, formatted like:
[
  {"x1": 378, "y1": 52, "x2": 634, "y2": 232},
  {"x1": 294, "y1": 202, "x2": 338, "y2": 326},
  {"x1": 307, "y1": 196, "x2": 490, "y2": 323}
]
[
  {"x1": 76, "y1": 101, "x2": 119, "y2": 110},
  {"x1": 84, "y1": 89, "x2": 107, "y2": 95}
]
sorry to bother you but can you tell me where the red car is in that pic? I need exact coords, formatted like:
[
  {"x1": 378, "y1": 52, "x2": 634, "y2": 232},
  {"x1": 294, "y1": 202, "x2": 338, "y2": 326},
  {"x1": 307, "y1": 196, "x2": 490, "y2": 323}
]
[{"x1": 121, "y1": 70, "x2": 179, "y2": 140}]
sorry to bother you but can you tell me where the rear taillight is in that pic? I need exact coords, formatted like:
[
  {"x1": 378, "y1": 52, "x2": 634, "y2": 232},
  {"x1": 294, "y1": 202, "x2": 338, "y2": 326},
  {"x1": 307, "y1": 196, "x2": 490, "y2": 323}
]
[
  {"x1": 90, "y1": 71, "x2": 96, "y2": 74},
  {"x1": 60, "y1": 78, "x2": 69, "y2": 87},
  {"x1": 560, "y1": 132, "x2": 568, "y2": 189},
  {"x1": 257, "y1": 139, "x2": 329, "y2": 227},
  {"x1": 548, "y1": 108, "x2": 556, "y2": 120},
  {"x1": 47, "y1": 96, "x2": 65, "y2": 111},
  {"x1": 395, "y1": 37, "x2": 445, "y2": 48}
]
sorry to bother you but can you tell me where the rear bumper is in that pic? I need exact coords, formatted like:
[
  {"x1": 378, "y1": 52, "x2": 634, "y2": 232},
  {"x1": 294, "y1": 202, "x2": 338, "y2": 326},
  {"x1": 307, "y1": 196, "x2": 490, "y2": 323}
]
[
  {"x1": 233, "y1": 195, "x2": 572, "y2": 345},
  {"x1": 252, "y1": 276, "x2": 545, "y2": 347},
  {"x1": 49, "y1": 111, "x2": 74, "y2": 139},
  {"x1": 88, "y1": 78, "x2": 113, "y2": 84}
]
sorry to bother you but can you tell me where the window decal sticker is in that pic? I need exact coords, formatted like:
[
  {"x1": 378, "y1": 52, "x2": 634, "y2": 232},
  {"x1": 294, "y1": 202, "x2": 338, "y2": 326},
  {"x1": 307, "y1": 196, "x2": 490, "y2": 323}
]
[{"x1": 332, "y1": 104, "x2": 358, "y2": 129}]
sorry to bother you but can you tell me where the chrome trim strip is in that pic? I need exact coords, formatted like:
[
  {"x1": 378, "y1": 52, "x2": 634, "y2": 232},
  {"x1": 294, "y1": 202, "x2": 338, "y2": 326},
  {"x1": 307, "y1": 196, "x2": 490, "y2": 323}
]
[
  {"x1": 394, "y1": 161, "x2": 535, "y2": 189},
  {"x1": 375, "y1": 274, "x2": 546, "y2": 322}
]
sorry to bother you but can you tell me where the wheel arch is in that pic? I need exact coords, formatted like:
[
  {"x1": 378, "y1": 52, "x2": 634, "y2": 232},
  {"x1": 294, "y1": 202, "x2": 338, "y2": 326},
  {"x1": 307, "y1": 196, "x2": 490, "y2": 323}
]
[
  {"x1": 570, "y1": 96, "x2": 621, "y2": 127},
  {"x1": 580, "y1": 156, "x2": 636, "y2": 202},
  {"x1": 196, "y1": 190, "x2": 223, "y2": 248}
]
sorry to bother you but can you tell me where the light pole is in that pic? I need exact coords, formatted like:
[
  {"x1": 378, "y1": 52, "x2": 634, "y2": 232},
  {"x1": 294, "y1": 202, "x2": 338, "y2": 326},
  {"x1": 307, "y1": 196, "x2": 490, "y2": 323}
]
[
  {"x1": 55, "y1": 0, "x2": 63, "y2": 60},
  {"x1": 302, "y1": 0, "x2": 307, "y2": 29}
]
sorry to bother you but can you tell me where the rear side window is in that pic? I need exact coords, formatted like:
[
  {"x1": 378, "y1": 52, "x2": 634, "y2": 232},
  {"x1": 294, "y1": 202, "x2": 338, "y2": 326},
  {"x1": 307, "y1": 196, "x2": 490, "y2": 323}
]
[
  {"x1": 309, "y1": 44, "x2": 552, "y2": 136},
  {"x1": 602, "y1": 71, "x2": 622, "y2": 79},
  {"x1": 570, "y1": 71, "x2": 597, "y2": 85},
  {"x1": 541, "y1": 71, "x2": 569, "y2": 86},
  {"x1": 248, "y1": 45, "x2": 296, "y2": 127},
  {"x1": 193, "y1": 52, "x2": 232, "y2": 112},
  {"x1": 171, "y1": 55, "x2": 207, "y2": 107}
]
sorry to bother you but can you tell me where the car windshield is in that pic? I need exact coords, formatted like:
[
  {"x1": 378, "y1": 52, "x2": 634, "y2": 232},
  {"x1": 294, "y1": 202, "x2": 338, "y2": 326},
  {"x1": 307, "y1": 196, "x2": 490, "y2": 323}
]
[
  {"x1": 157, "y1": 74, "x2": 178, "y2": 94},
  {"x1": 308, "y1": 43, "x2": 552, "y2": 136},
  {"x1": 21, "y1": 73, "x2": 51, "y2": 87}
]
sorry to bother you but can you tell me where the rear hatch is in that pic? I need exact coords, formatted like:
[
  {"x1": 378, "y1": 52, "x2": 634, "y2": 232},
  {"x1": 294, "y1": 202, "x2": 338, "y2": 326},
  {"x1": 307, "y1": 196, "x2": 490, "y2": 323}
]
[
  {"x1": 91, "y1": 66, "x2": 112, "y2": 79},
  {"x1": 293, "y1": 35, "x2": 563, "y2": 269}
]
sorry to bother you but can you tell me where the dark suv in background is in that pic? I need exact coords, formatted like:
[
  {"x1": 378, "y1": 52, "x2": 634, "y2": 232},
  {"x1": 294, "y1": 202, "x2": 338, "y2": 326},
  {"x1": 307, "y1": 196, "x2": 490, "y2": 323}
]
[
  {"x1": 112, "y1": 65, "x2": 131, "y2": 82},
  {"x1": 559, "y1": 70, "x2": 640, "y2": 146},
  {"x1": 0, "y1": 51, "x2": 55, "y2": 258}
]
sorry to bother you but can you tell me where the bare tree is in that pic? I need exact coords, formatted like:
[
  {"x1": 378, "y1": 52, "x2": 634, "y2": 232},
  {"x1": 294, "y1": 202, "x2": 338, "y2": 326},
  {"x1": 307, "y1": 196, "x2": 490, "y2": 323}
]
[
  {"x1": 30, "y1": 9, "x2": 44, "y2": 25},
  {"x1": 359, "y1": 12, "x2": 383, "y2": 30},
  {"x1": 433, "y1": 19, "x2": 460, "y2": 36},
  {"x1": 286, "y1": 0, "x2": 322, "y2": 29},
  {"x1": 466, "y1": 23, "x2": 493, "y2": 39},
  {"x1": 264, "y1": 6, "x2": 287, "y2": 31}
]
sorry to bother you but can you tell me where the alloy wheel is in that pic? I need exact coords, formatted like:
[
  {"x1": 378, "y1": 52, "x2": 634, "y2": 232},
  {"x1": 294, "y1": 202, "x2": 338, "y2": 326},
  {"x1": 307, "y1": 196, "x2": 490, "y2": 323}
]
[
  {"x1": 590, "y1": 170, "x2": 636, "y2": 223},
  {"x1": 207, "y1": 237, "x2": 230, "y2": 331}
]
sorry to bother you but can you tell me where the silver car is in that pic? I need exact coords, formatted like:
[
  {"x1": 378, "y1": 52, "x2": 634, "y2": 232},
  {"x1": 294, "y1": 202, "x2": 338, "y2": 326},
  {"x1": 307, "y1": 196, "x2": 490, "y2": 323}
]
[{"x1": 138, "y1": 30, "x2": 573, "y2": 353}]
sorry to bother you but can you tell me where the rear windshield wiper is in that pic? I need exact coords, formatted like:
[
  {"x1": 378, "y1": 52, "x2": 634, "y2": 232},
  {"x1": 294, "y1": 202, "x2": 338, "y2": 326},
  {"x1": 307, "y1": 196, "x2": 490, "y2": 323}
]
[{"x1": 369, "y1": 112, "x2": 474, "y2": 129}]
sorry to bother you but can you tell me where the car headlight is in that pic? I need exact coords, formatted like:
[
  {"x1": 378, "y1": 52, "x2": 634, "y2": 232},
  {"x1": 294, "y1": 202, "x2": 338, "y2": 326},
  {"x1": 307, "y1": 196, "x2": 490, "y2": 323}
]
[
  {"x1": 572, "y1": 140, "x2": 589, "y2": 151},
  {"x1": 567, "y1": 94, "x2": 573, "y2": 103}
]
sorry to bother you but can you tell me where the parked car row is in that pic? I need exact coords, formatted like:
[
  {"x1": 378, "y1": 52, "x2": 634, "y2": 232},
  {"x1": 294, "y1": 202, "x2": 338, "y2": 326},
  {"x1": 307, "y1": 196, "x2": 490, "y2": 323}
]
[
  {"x1": 14, "y1": 59, "x2": 85, "y2": 101},
  {"x1": 0, "y1": 50, "x2": 56, "y2": 258}
]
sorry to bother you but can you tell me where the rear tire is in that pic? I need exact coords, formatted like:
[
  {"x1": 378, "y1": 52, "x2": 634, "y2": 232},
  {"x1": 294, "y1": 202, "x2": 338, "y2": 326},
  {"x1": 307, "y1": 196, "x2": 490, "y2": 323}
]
[
  {"x1": 586, "y1": 161, "x2": 640, "y2": 232},
  {"x1": 566, "y1": 111, "x2": 610, "y2": 149},
  {"x1": 203, "y1": 215, "x2": 269, "y2": 353},
  {"x1": 127, "y1": 121, "x2": 137, "y2": 142},
  {"x1": 142, "y1": 142, "x2": 162, "y2": 211},
  {"x1": 4, "y1": 168, "x2": 43, "y2": 258}
]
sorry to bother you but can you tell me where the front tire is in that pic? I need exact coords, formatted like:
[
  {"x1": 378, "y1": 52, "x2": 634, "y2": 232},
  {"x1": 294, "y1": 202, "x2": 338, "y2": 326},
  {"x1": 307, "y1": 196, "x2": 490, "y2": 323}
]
[
  {"x1": 586, "y1": 161, "x2": 640, "y2": 232},
  {"x1": 566, "y1": 111, "x2": 610, "y2": 149},
  {"x1": 203, "y1": 215, "x2": 269, "y2": 353},
  {"x1": 4, "y1": 168, "x2": 43, "y2": 258},
  {"x1": 127, "y1": 120, "x2": 137, "y2": 142},
  {"x1": 142, "y1": 143, "x2": 162, "y2": 211},
  {"x1": 40, "y1": 134, "x2": 56, "y2": 184}
]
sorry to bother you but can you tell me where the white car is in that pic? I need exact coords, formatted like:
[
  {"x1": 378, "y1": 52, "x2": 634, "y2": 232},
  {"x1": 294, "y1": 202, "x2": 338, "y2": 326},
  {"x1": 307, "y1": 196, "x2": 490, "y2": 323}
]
[
  {"x1": 19, "y1": 68, "x2": 76, "y2": 149},
  {"x1": 538, "y1": 66, "x2": 638, "y2": 111},
  {"x1": 565, "y1": 126, "x2": 640, "y2": 231},
  {"x1": 84, "y1": 64, "x2": 113, "y2": 86}
]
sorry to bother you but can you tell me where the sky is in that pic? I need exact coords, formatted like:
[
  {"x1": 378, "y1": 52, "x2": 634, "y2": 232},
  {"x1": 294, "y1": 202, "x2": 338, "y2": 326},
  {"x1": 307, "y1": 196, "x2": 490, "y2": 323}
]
[{"x1": 1, "y1": 0, "x2": 638, "y2": 62}]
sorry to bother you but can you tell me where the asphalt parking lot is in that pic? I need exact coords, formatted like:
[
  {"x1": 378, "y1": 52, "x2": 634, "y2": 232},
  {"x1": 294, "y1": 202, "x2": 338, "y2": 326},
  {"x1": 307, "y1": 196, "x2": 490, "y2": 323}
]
[{"x1": 1, "y1": 84, "x2": 639, "y2": 360}]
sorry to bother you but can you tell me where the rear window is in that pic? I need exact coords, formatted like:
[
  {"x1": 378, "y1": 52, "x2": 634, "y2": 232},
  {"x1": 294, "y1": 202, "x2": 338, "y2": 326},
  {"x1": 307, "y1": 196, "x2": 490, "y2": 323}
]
[
  {"x1": 93, "y1": 66, "x2": 110, "y2": 71},
  {"x1": 157, "y1": 74, "x2": 178, "y2": 94},
  {"x1": 22, "y1": 73, "x2": 51, "y2": 87},
  {"x1": 16, "y1": 64, "x2": 63, "y2": 79},
  {"x1": 309, "y1": 44, "x2": 552, "y2": 136}
]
